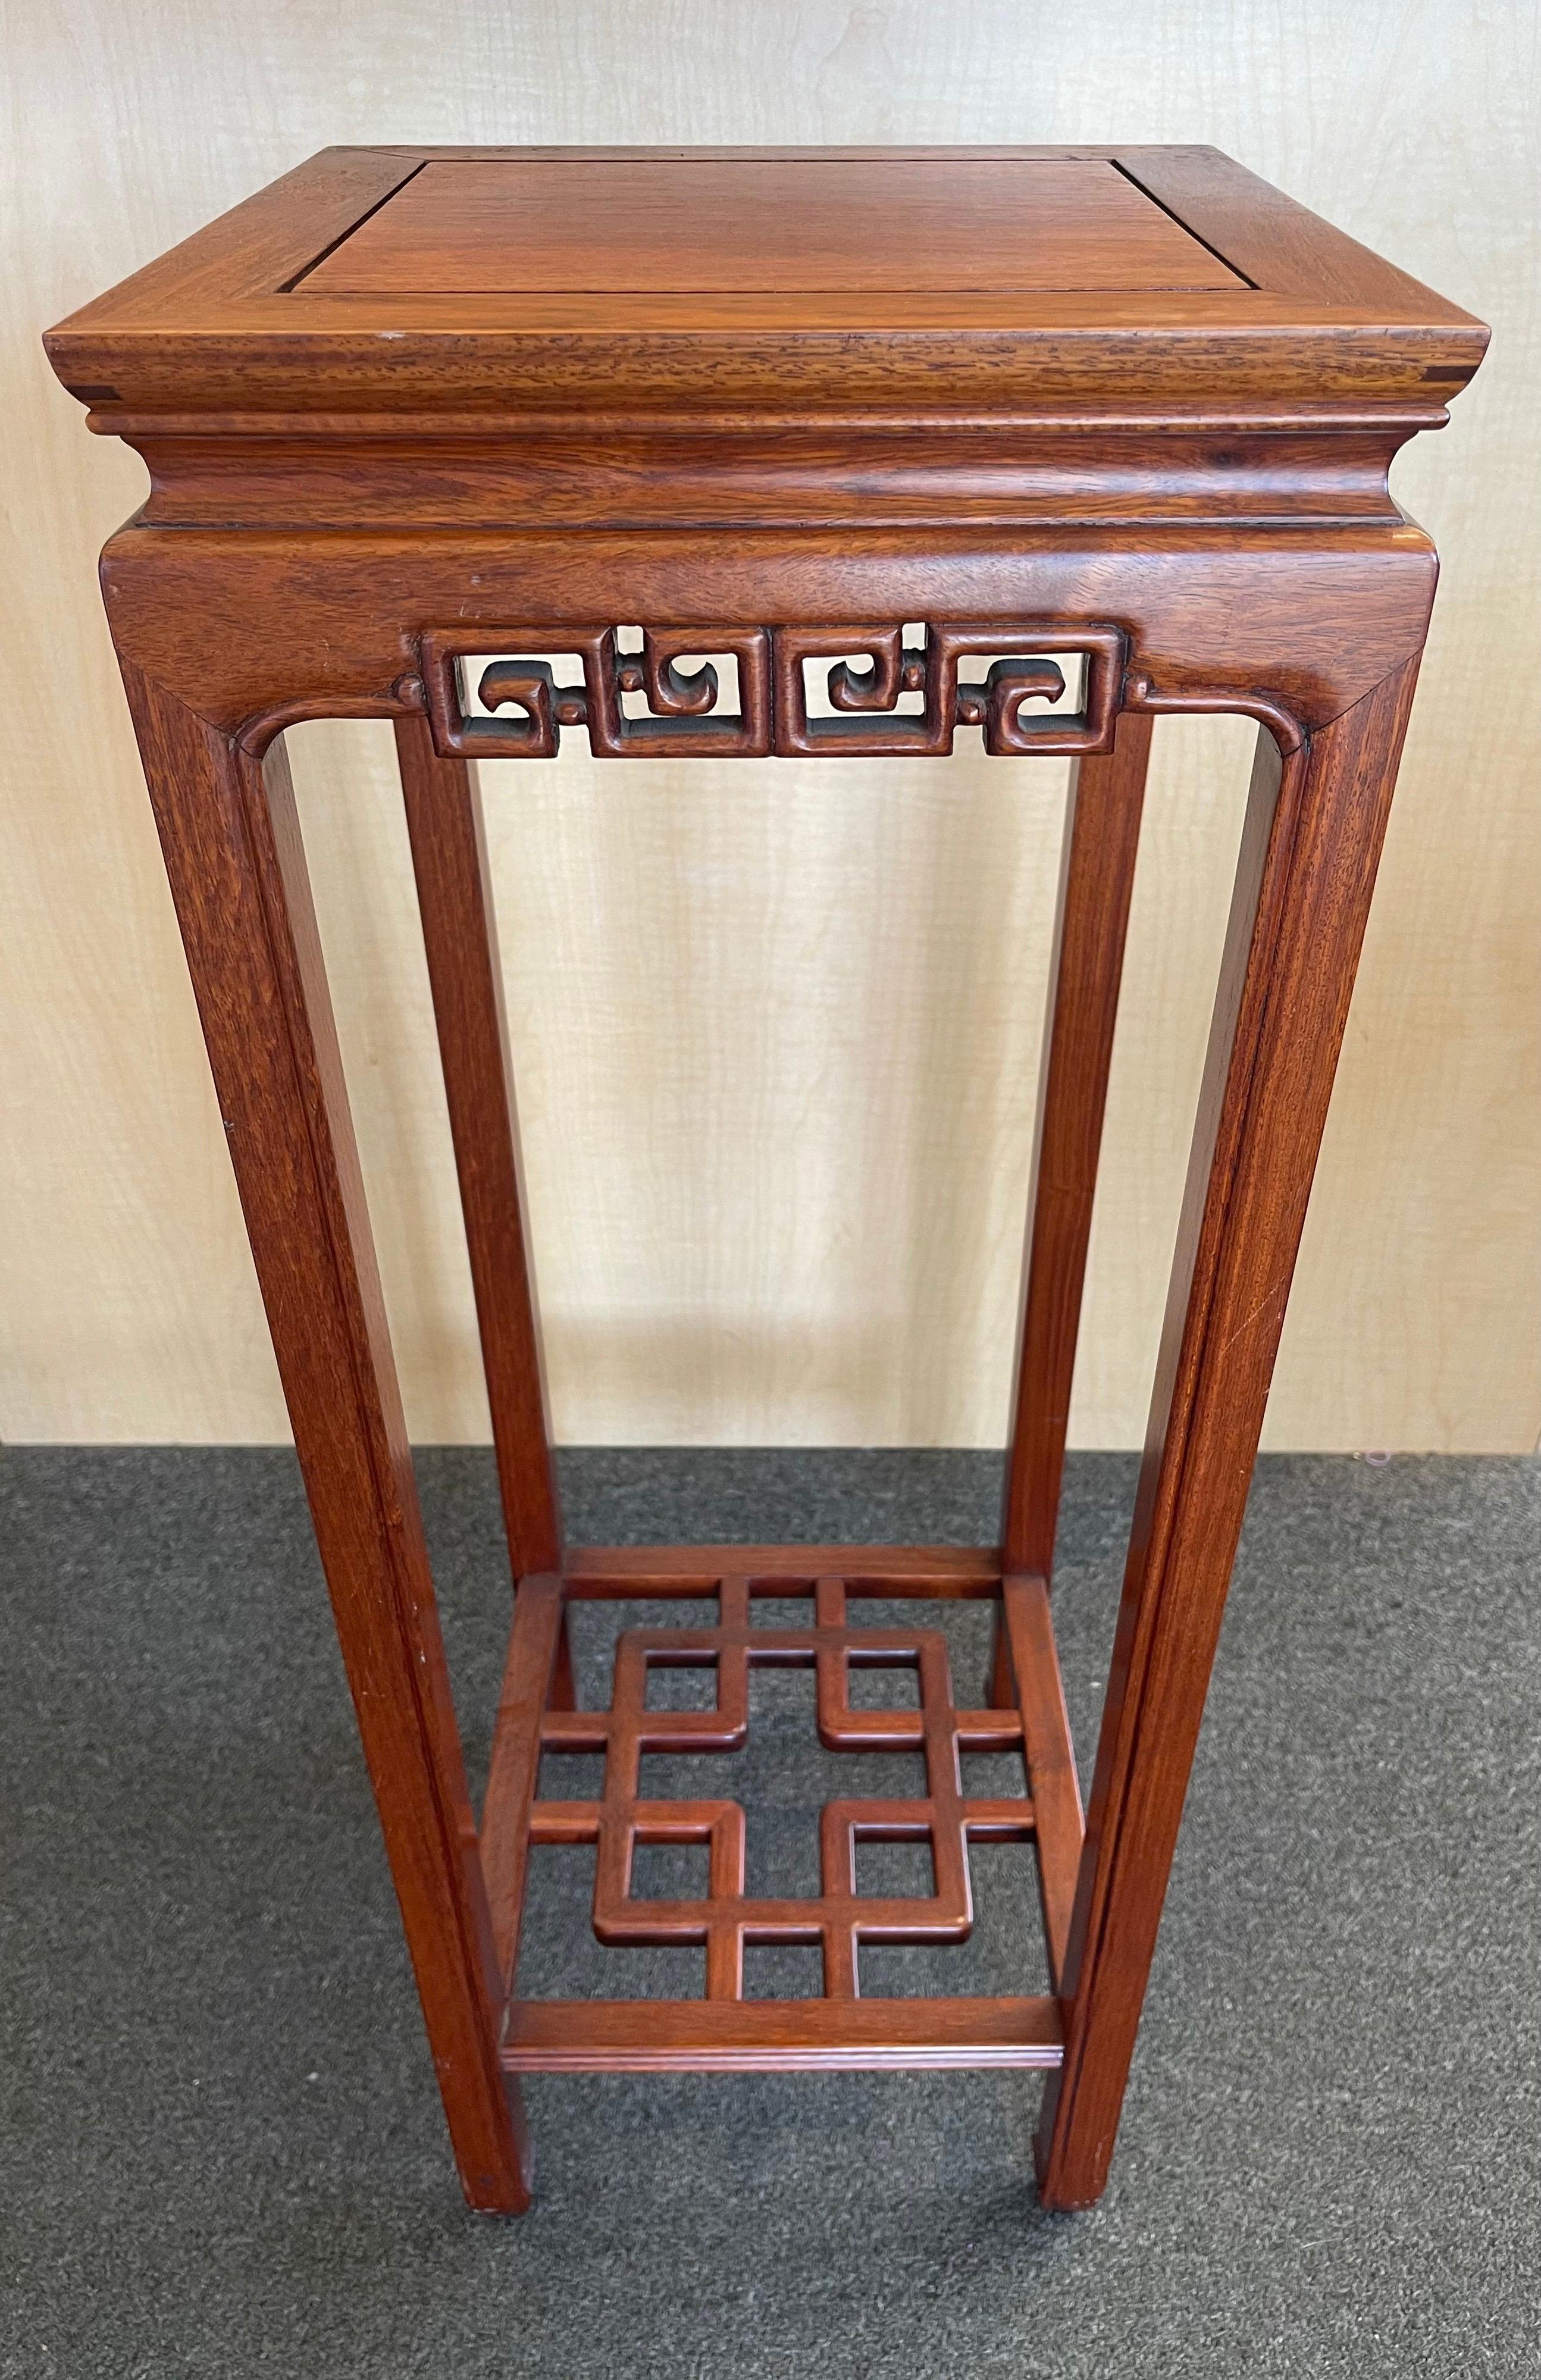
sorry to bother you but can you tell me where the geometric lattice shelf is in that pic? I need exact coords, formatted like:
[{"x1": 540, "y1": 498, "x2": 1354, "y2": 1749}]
[{"x1": 483, "y1": 1547, "x2": 1082, "y2": 2074}]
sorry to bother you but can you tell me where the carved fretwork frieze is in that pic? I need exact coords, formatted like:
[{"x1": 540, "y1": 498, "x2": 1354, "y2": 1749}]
[{"x1": 420, "y1": 622, "x2": 1125, "y2": 762}]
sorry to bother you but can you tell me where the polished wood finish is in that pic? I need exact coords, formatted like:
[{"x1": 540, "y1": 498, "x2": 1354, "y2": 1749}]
[
  {"x1": 117, "y1": 666, "x2": 530, "y2": 2215},
  {"x1": 525, "y1": 1573, "x2": 1040, "y2": 1999},
  {"x1": 430, "y1": 619, "x2": 1118, "y2": 762},
  {"x1": 46, "y1": 145, "x2": 1483, "y2": 414},
  {"x1": 48, "y1": 146, "x2": 1484, "y2": 2219},
  {"x1": 299, "y1": 156, "x2": 1248, "y2": 295},
  {"x1": 484, "y1": 1557, "x2": 1072, "y2": 2070},
  {"x1": 396, "y1": 714, "x2": 559, "y2": 1577},
  {"x1": 480, "y1": 1572, "x2": 565, "y2": 1994},
  {"x1": 562, "y1": 1543, "x2": 1004, "y2": 1592},
  {"x1": 1001, "y1": 1576, "x2": 1086, "y2": 1992},
  {"x1": 1001, "y1": 710, "x2": 1154, "y2": 1590},
  {"x1": 87, "y1": 527, "x2": 1445, "y2": 742},
  {"x1": 1035, "y1": 659, "x2": 1422, "y2": 2210},
  {"x1": 503, "y1": 1994, "x2": 1063, "y2": 2074}
]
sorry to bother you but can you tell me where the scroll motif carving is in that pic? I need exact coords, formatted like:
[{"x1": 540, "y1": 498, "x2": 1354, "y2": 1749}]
[
  {"x1": 426, "y1": 627, "x2": 773, "y2": 760},
  {"x1": 420, "y1": 622, "x2": 1125, "y2": 762},
  {"x1": 772, "y1": 625, "x2": 1105, "y2": 758},
  {"x1": 1122, "y1": 669, "x2": 1307, "y2": 754}
]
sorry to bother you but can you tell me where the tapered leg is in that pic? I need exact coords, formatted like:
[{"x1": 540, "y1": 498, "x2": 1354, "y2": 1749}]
[
  {"x1": 989, "y1": 712, "x2": 1152, "y2": 1703},
  {"x1": 1035, "y1": 658, "x2": 1421, "y2": 2210},
  {"x1": 121, "y1": 666, "x2": 531, "y2": 2213},
  {"x1": 396, "y1": 714, "x2": 562, "y2": 1581}
]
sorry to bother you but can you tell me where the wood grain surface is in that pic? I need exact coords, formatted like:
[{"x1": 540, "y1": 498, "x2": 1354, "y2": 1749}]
[{"x1": 299, "y1": 155, "x2": 1247, "y2": 293}]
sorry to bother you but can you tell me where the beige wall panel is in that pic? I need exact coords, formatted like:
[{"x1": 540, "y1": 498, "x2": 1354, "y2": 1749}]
[{"x1": 1, "y1": 0, "x2": 1536, "y2": 1448}]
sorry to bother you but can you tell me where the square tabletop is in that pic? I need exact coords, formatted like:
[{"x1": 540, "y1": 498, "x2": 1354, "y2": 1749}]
[{"x1": 46, "y1": 145, "x2": 1486, "y2": 419}]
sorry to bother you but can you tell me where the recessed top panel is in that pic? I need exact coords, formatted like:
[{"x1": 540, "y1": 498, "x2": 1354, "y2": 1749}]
[
  {"x1": 45, "y1": 148, "x2": 1489, "y2": 422},
  {"x1": 300, "y1": 158, "x2": 1247, "y2": 295}
]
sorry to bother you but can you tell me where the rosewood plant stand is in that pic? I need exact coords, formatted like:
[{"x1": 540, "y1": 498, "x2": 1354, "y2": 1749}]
[{"x1": 46, "y1": 146, "x2": 1486, "y2": 2215}]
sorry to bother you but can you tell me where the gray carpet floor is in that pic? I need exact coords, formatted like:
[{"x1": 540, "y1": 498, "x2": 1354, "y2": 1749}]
[{"x1": 1, "y1": 1447, "x2": 1536, "y2": 2378}]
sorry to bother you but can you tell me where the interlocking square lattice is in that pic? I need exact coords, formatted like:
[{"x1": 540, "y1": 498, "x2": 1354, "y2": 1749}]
[{"x1": 481, "y1": 1554, "x2": 1086, "y2": 2074}]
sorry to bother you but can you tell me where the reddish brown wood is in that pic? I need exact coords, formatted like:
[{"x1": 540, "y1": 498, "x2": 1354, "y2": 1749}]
[
  {"x1": 93, "y1": 522, "x2": 1443, "y2": 747},
  {"x1": 468, "y1": 1561, "x2": 1070, "y2": 2066},
  {"x1": 422, "y1": 619, "x2": 1116, "y2": 762},
  {"x1": 503, "y1": 1994, "x2": 1063, "y2": 2073},
  {"x1": 561, "y1": 1543, "x2": 1004, "y2": 1592},
  {"x1": 523, "y1": 1574, "x2": 1037, "y2": 2002},
  {"x1": 549, "y1": 1612, "x2": 578, "y2": 1711},
  {"x1": 1001, "y1": 1576, "x2": 1086, "y2": 1990},
  {"x1": 1035, "y1": 661, "x2": 1423, "y2": 2210},
  {"x1": 477, "y1": 1558, "x2": 1069, "y2": 2062},
  {"x1": 118, "y1": 668, "x2": 530, "y2": 2213},
  {"x1": 480, "y1": 1573, "x2": 565, "y2": 1991},
  {"x1": 769, "y1": 622, "x2": 1121, "y2": 759},
  {"x1": 431, "y1": 625, "x2": 774, "y2": 759},
  {"x1": 53, "y1": 146, "x2": 1483, "y2": 2218},
  {"x1": 998, "y1": 710, "x2": 1154, "y2": 1615},
  {"x1": 120, "y1": 419, "x2": 1455, "y2": 536},
  {"x1": 45, "y1": 145, "x2": 1484, "y2": 417},
  {"x1": 395, "y1": 713, "x2": 560, "y2": 1577},
  {"x1": 299, "y1": 156, "x2": 1247, "y2": 296}
]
